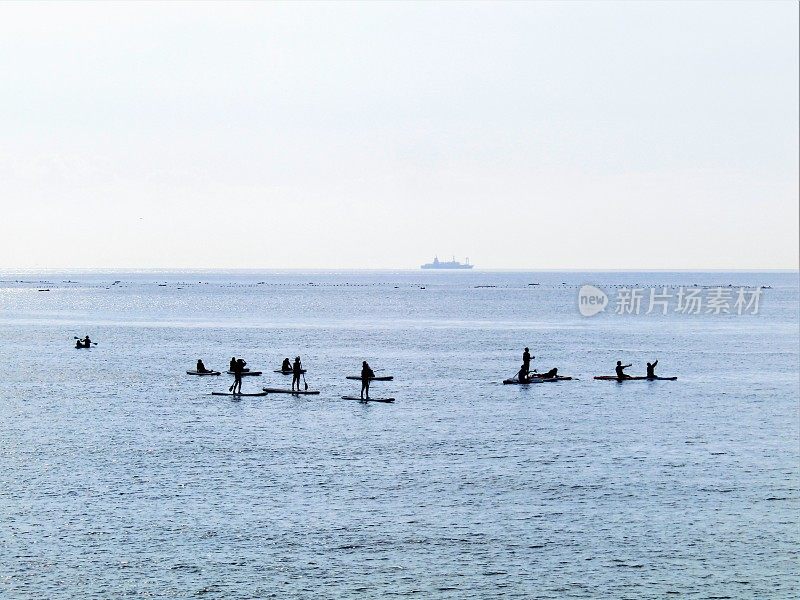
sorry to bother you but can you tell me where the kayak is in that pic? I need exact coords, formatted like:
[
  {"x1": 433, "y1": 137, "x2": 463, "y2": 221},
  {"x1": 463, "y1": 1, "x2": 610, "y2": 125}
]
[
  {"x1": 341, "y1": 396, "x2": 395, "y2": 403},
  {"x1": 503, "y1": 376, "x2": 572, "y2": 384},
  {"x1": 594, "y1": 376, "x2": 678, "y2": 381},
  {"x1": 187, "y1": 370, "x2": 221, "y2": 376},
  {"x1": 262, "y1": 387, "x2": 320, "y2": 395},
  {"x1": 211, "y1": 391, "x2": 268, "y2": 397},
  {"x1": 345, "y1": 375, "x2": 394, "y2": 381},
  {"x1": 273, "y1": 369, "x2": 306, "y2": 374},
  {"x1": 226, "y1": 370, "x2": 262, "y2": 376}
]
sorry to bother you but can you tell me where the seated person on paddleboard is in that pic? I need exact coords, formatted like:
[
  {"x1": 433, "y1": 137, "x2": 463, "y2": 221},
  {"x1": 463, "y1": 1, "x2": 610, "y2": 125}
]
[
  {"x1": 281, "y1": 357, "x2": 292, "y2": 372},
  {"x1": 196, "y1": 359, "x2": 210, "y2": 373},
  {"x1": 292, "y1": 356, "x2": 303, "y2": 391},
  {"x1": 535, "y1": 367, "x2": 558, "y2": 379},
  {"x1": 361, "y1": 361, "x2": 375, "y2": 400},
  {"x1": 646, "y1": 360, "x2": 658, "y2": 379},
  {"x1": 230, "y1": 357, "x2": 237, "y2": 372},
  {"x1": 516, "y1": 363, "x2": 530, "y2": 383},
  {"x1": 615, "y1": 361, "x2": 632, "y2": 380}
]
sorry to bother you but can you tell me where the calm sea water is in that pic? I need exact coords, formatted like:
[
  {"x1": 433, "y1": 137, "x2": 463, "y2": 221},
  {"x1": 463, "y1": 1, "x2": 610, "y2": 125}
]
[{"x1": 0, "y1": 270, "x2": 797, "y2": 599}]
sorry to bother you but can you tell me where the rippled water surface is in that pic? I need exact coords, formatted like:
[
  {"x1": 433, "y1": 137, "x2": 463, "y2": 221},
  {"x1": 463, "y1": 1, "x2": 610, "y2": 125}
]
[{"x1": 0, "y1": 270, "x2": 797, "y2": 598}]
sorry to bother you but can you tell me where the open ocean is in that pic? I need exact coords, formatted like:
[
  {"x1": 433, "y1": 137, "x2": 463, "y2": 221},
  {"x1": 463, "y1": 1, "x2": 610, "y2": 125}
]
[{"x1": 0, "y1": 270, "x2": 797, "y2": 599}]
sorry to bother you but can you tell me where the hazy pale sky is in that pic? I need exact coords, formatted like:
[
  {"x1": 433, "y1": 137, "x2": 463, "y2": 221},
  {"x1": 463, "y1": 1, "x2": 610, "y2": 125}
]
[{"x1": 0, "y1": 1, "x2": 797, "y2": 270}]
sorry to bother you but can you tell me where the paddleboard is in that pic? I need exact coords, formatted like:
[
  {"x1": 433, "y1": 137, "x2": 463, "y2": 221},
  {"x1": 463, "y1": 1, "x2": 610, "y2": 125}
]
[
  {"x1": 262, "y1": 388, "x2": 320, "y2": 395},
  {"x1": 345, "y1": 375, "x2": 394, "y2": 381},
  {"x1": 226, "y1": 370, "x2": 262, "y2": 376},
  {"x1": 503, "y1": 377, "x2": 565, "y2": 385},
  {"x1": 211, "y1": 391, "x2": 268, "y2": 396},
  {"x1": 593, "y1": 376, "x2": 677, "y2": 381},
  {"x1": 341, "y1": 396, "x2": 395, "y2": 403},
  {"x1": 273, "y1": 369, "x2": 306, "y2": 374},
  {"x1": 187, "y1": 370, "x2": 221, "y2": 376}
]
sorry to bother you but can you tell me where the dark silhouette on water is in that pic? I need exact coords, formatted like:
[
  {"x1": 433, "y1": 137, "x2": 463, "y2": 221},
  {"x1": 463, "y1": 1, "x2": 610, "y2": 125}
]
[
  {"x1": 536, "y1": 367, "x2": 558, "y2": 379},
  {"x1": 196, "y1": 359, "x2": 210, "y2": 373},
  {"x1": 292, "y1": 356, "x2": 303, "y2": 391},
  {"x1": 522, "y1": 347, "x2": 533, "y2": 380},
  {"x1": 229, "y1": 358, "x2": 246, "y2": 393},
  {"x1": 281, "y1": 357, "x2": 292, "y2": 372},
  {"x1": 615, "y1": 361, "x2": 632, "y2": 380},
  {"x1": 361, "y1": 361, "x2": 375, "y2": 399},
  {"x1": 646, "y1": 360, "x2": 659, "y2": 379},
  {"x1": 75, "y1": 335, "x2": 92, "y2": 348}
]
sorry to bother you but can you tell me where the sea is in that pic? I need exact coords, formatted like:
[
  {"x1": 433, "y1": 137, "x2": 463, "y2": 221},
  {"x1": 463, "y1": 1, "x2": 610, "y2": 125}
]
[{"x1": 0, "y1": 270, "x2": 797, "y2": 599}]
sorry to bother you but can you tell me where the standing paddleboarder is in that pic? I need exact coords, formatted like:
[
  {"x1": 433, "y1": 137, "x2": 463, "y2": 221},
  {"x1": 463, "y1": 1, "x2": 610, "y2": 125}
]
[
  {"x1": 361, "y1": 361, "x2": 375, "y2": 400},
  {"x1": 291, "y1": 356, "x2": 303, "y2": 392},
  {"x1": 522, "y1": 347, "x2": 533, "y2": 379},
  {"x1": 230, "y1": 358, "x2": 246, "y2": 394}
]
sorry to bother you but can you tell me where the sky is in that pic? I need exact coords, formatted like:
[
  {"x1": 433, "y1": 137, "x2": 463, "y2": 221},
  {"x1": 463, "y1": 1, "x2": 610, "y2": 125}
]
[{"x1": 0, "y1": 1, "x2": 797, "y2": 270}]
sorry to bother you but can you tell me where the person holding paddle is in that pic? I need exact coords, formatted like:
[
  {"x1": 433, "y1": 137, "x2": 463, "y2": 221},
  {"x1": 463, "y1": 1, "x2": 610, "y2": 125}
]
[
  {"x1": 522, "y1": 347, "x2": 533, "y2": 379},
  {"x1": 230, "y1": 358, "x2": 246, "y2": 394},
  {"x1": 361, "y1": 361, "x2": 375, "y2": 400},
  {"x1": 291, "y1": 356, "x2": 303, "y2": 392}
]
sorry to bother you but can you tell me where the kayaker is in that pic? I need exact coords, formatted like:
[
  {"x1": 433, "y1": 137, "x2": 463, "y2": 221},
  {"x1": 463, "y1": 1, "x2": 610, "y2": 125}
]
[
  {"x1": 230, "y1": 358, "x2": 246, "y2": 394},
  {"x1": 75, "y1": 339, "x2": 84, "y2": 349},
  {"x1": 522, "y1": 347, "x2": 534, "y2": 379},
  {"x1": 197, "y1": 359, "x2": 209, "y2": 373},
  {"x1": 83, "y1": 335, "x2": 91, "y2": 347},
  {"x1": 361, "y1": 361, "x2": 375, "y2": 400},
  {"x1": 291, "y1": 356, "x2": 303, "y2": 391},
  {"x1": 615, "y1": 361, "x2": 632, "y2": 380},
  {"x1": 517, "y1": 364, "x2": 529, "y2": 383},
  {"x1": 646, "y1": 360, "x2": 658, "y2": 379},
  {"x1": 281, "y1": 357, "x2": 292, "y2": 372}
]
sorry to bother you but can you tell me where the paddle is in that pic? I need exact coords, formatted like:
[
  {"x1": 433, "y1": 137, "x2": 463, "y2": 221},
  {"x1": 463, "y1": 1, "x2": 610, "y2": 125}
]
[{"x1": 302, "y1": 372, "x2": 309, "y2": 391}]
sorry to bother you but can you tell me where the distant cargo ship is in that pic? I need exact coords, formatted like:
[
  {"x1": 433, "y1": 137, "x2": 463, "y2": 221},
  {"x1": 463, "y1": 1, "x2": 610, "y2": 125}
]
[{"x1": 420, "y1": 255, "x2": 474, "y2": 270}]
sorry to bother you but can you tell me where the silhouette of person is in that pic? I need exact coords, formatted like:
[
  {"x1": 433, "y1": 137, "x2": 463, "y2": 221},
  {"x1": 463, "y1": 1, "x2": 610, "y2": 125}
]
[
  {"x1": 361, "y1": 361, "x2": 375, "y2": 399},
  {"x1": 292, "y1": 356, "x2": 303, "y2": 391},
  {"x1": 197, "y1": 359, "x2": 208, "y2": 373},
  {"x1": 646, "y1": 360, "x2": 658, "y2": 379},
  {"x1": 231, "y1": 358, "x2": 246, "y2": 393},
  {"x1": 282, "y1": 357, "x2": 292, "y2": 372},
  {"x1": 615, "y1": 360, "x2": 632, "y2": 380},
  {"x1": 522, "y1": 347, "x2": 533, "y2": 379}
]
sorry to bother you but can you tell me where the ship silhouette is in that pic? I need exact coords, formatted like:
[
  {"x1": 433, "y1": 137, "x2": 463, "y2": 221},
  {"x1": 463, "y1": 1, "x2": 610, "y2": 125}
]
[{"x1": 420, "y1": 255, "x2": 474, "y2": 269}]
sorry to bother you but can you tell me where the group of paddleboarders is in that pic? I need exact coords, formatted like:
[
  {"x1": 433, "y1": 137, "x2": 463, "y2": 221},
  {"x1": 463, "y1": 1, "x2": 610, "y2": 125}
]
[
  {"x1": 187, "y1": 355, "x2": 383, "y2": 398},
  {"x1": 75, "y1": 335, "x2": 92, "y2": 348},
  {"x1": 615, "y1": 359, "x2": 659, "y2": 380},
  {"x1": 514, "y1": 347, "x2": 663, "y2": 382},
  {"x1": 515, "y1": 347, "x2": 559, "y2": 382}
]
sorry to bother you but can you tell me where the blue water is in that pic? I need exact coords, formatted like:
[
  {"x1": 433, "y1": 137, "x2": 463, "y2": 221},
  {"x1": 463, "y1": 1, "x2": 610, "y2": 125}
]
[{"x1": 0, "y1": 271, "x2": 797, "y2": 598}]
